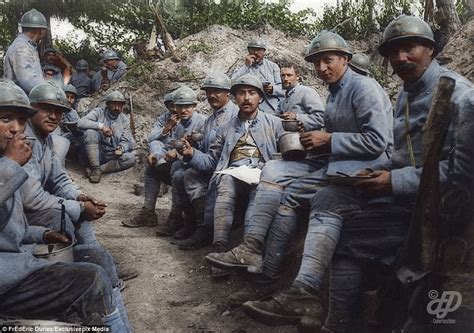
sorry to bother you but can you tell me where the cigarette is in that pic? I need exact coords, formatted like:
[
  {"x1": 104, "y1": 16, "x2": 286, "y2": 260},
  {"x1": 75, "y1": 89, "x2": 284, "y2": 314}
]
[{"x1": 25, "y1": 136, "x2": 36, "y2": 140}]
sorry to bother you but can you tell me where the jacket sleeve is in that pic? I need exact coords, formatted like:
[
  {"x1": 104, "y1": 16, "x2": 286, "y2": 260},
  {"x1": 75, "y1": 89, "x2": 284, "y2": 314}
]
[
  {"x1": 118, "y1": 115, "x2": 135, "y2": 151},
  {"x1": 9, "y1": 44, "x2": 44, "y2": 93},
  {"x1": 77, "y1": 108, "x2": 102, "y2": 129},
  {"x1": 331, "y1": 80, "x2": 389, "y2": 159},
  {"x1": 187, "y1": 127, "x2": 225, "y2": 172},
  {"x1": 295, "y1": 88, "x2": 325, "y2": 131},
  {"x1": 231, "y1": 65, "x2": 249, "y2": 80},
  {"x1": 44, "y1": 152, "x2": 81, "y2": 200},
  {"x1": 147, "y1": 113, "x2": 170, "y2": 143},
  {"x1": 0, "y1": 157, "x2": 28, "y2": 206},
  {"x1": 24, "y1": 225, "x2": 48, "y2": 244},
  {"x1": 270, "y1": 63, "x2": 285, "y2": 98}
]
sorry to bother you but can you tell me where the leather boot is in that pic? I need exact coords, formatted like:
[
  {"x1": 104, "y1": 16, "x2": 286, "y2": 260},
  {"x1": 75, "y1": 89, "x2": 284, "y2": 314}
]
[
  {"x1": 177, "y1": 197, "x2": 212, "y2": 250},
  {"x1": 156, "y1": 210, "x2": 183, "y2": 237},
  {"x1": 100, "y1": 159, "x2": 122, "y2": 174},
  {"x1": 171, "y1": 206, "x2": 196, "y2": 241}
]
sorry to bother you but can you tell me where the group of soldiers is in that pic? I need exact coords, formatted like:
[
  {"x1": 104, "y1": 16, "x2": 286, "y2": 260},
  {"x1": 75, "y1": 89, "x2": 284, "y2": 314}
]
[{"x1": 1, "y1": 6, "x2": 473, "y2": 333}]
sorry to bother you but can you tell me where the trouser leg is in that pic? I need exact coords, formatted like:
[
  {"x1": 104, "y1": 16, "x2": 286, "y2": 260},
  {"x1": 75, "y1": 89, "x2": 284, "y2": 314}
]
[
  {"x1": 0, "y1": 262, "x2": 115, "y2": 324},
  {"x1": 101, "y1": 152, "x2": 136, "y2": 174},
  {"x1": 83, "y1": 129, "x2": 101, "y2": 168},
  {"x1": 26, "y1": 208, "x2": 76, "y2": 242},
  {"x1": 73, "y1": 244, "x2": 120, "y2": 288},
  {"x1": 143, "y1": 163, "x2": 171, "y2": 210},
  {"x1": 75, "y1": 221, "x2": 100, "y2": 247}
]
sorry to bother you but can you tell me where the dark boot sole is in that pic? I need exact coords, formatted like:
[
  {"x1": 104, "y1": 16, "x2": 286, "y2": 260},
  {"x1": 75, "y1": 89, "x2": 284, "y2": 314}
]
[
  {"x1": 242, "y1": 302, "x2": 302, "y2": 326},
  {"x1": 121, "y1": 221, "x2": 157, "y2": 228},
  {"x1": 205, "y1": 255, "x2": 251, "y2": 271}
]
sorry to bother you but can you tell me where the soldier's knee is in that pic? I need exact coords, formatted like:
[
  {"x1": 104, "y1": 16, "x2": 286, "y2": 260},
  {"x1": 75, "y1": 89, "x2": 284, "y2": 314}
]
[
  {"x1": 83, "y1": 129, "x2": 100, "y2": 143},
  {"x1": 118, "y1": 152, "x2": 135, "y2": 170}
]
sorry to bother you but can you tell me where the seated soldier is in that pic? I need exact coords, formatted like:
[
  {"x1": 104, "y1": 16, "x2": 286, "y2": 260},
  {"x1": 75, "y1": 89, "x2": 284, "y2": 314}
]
[
  {"x1": 123, "y1": 86, "x2": 205, "y2": 232},
  {"x1": 181, "y1": 74, "x2": 285, "y2": 255},
  {"x1": 207, "y1": 31, "x2": 393, "y2": 306},
  {"x1": 243, "y1": 16, "x2": 474, "y2": 332},
  {"x1": 91, "y1": 50, "x2": 127, "y2": 92},
  {"x1": 70, "y1": 59, "x2": 92, "y2": 100},
  {"x1": 0, "y1": 79, "x2": 130, "y2": 332},
  {"x1": 78, "y1": 90, "x2": 135, "y2": 183},
  {"x1": 166, "y1": 72, "x2": 238, "y2": 248},
  {"x1": 231, "y1": 38, "x2": 284, "y2": 114},
  {"x1": 41, "y1": 48, "x2": 65, "y2": 87}
]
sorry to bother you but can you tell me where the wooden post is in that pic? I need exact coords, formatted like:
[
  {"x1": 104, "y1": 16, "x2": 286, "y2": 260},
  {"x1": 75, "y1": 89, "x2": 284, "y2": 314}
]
[
  {"x1": 397, "y1": 76, "x2": 456, "y2": 283},
  {"x1": 149, "y1": 2, "x2": 180, "y2": 62}
]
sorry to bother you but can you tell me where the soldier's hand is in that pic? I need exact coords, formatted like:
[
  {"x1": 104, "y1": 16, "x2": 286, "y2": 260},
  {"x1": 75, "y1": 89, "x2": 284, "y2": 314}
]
[
  {"x1": 354, "y1": 170, "x2": 392, "y2": 195},
  {"x1": 101, "y1": 126, "x2": 113, "y2": 137},
  {"x1": 179, "y1": 139, "x2": 194, "y2": 158},
  {"x1": 162, "y1": 114, "x2": 179, "y2": 135},
  {"x1": 43, "y1": 231, "x2": 70, "y2": 245},
  {"x1": 356, "y1": 169, "x2": 372, "y2": 177},
  {"x1": 263, "y1": 83, "x2": 273, "y2": 94},
  {"x1": 281, "y1": 112, "x2": 296, "y2": 120},
  {"x1": 4, "y1": 134, "x2": 32, "y2": 166},
  {"x1": 114, "y1": 146, "x2": 124, "y2": 156},
  {"x1": 299, "y1": 131, "x2": 331, "y2": 153},
  {"x1": 77, "y1": 194, "x2": 107, "y2": 209},
  {"x1": 164, "y1": 149, "x2": 177, "y2": 162},
  {"x1": 245, "y1": 54, "x2": 257, "y2": 66},
  {"x1": 147, "y1": 153, "x2": 157, "y2": 166},
  {"x1": 81, "y1": 201, "x2": 106, "y2": 221}
]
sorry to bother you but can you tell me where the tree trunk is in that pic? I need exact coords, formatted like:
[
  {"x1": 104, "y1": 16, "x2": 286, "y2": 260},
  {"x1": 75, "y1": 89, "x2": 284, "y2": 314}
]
[
  {"x1": 434, "y1": 0, "x2": 462, "y2": 52},
  {"x1": 424, "y1": 0, "x2": 435, "y2": 22}
]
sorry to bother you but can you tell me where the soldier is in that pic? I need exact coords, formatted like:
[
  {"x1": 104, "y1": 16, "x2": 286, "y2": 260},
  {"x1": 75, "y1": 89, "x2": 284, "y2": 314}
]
[
  {"x1": 169, "y1": 72, "x2": 239, "y2": 249},
  {"x1": 123, "y1": 86, "x2": 205, "y2": 230},
  {"x1": 232, "y1": 38, "x2": 285, "y2": 114},
  {"x1": 3, "y1": 9, "x2": 46, "y2": 93},
  {"x1": 0, "y1": 79, "x2": 130, "y2": 331},
  {"x1": 41, "y1": 48, "x2": 64, "y2": 87},
  {"x1": 348, "y1": 52, "x2": 371, "y2": 76},
  {"x1": 78, "y1": 90, "x2": 135, "y2": 183},
  {"x1": 243, "y1": 16, "x2": 474, "y2": 332},
  {"x1": 209, "y1": 31, "x2": 393, "y2": 308},
  {"x1": 91, "y1": 50, "x2": 127, "y2": 92},
  {"x1": 71, "y1": 59, "x2": 93, "y2": 99},
  {"x1": 181, "y1": 74, "x2": 285, "y2": 255}
]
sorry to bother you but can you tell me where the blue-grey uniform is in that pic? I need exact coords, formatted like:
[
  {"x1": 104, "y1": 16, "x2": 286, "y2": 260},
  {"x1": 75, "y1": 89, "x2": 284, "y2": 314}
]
[
  {"x1": 276, "y1": 83, "x2": 325, "y2": 131},
  {"x1": 241, "y1": 83, "x2": 326, "y2": 251},
  {"x1": 0, "y1": 157, "x2": 130, "y2": 331},
  {"x1": 91, "y1": 61, "x2": 127, "y2": 92},
  {"x1": 183, "y1": 100, "x2": 239, "y2": 204},
  {"x1": 52, "y1": 107, "x2": 82, "y2": 164},
  {"x1": 232, "y1": 59, "x2": 285, "y2": 114},
  {"x1": 315, "y1": 61, "x2": 474, "y2": 331},
  {"x1": 78, "y1": 106, "x2": 136, "y2": 171},
  {"x1": 187, "y1": 110, "x2": 285, "y2": 245},
  {"x1": 3, "y1": 34, "x2": 44, "y2": 93},
  {"x1": 21, "y1": 125, "x2": 98, "y2": 246},
  {"x1": 261, "y1": 67, "x2": 393, "y2": 280},
  {"x1": 70, "y1": 71, "x2": 92, "y2": 98}
]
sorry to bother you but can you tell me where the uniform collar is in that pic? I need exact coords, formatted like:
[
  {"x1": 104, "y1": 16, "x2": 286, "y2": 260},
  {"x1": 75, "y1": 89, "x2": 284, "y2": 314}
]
[
  {"x1": 285, "y1": 84, "x2": 299, "y2": 98},
  {"x1": 403, "y1": 60, "x2": 439, "y2": 94},
  {"x1": 328, "y1": 67, "x2": 351, "y2": 96},
  {"x1": 19, "y1": 33, "x2": 37, "y2": 47},
  {"x1": 236, "y1": 110, "x2": 260, "y2": 129},
  {"x1": 212, "y1": 100, "x2": 232, "y2": 118}
]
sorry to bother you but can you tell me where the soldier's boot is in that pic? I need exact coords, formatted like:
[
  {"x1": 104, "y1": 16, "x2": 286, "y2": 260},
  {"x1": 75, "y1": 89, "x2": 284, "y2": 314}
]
[
  {"x1": 208, "y1": 242, "x2": 231, "y2": 279},
  {"x1": 122, "y1": 207, "x2": 158, "y2": 228},
  {"x1": 171, "y1": 206, "x2": 196, "y2": 241},
  {"x1": 205, "y1": 236, "x2": 263, "y2": 273},
  {"x1": 100, "y1": 159, "x2": 122, "y2": 174},
  {"x1": 228, "y1": 274, "x2": 279, "y2": 307},
  {"x1": 155, "y1": 208, "x2": 183, "y2": 237},
  {"x1": 177, "y1": 197, "x2": 212, "y2": 250},
  {"x1": 86, "y1": 144, "x2": 101, "y2": 183}
]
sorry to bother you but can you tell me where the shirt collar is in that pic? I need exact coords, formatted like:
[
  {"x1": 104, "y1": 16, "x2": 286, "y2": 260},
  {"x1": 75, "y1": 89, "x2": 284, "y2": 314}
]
[
  {"x1": 328, "y1": 67, "x2": 351, "y2": 96},
  {"x1": 285, "y1": 84, "x2": 299, "y2": 98}
]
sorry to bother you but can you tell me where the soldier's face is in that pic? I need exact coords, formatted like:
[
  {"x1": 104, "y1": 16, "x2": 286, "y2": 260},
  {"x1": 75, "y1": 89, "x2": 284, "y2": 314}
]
[
  {"x1": 312, "y1": 52, "x2": 349, "y2": 84},
  {"x1": 104, "y1": 59, "x2": 119, "y2": 70},
  {"x1": 166, "y1": 102, "x2": 178, "y2": 115},
  {"x1": 44, "y1": 52, "x2": 56, "y2": 63},
  {"x1": 204, "y1": 88, "x2": 230, "y2": 111},
  {"x1": 107, "y1": 101, "x2": 124, "y2": 114},
  {"x1": 248, "y1": 47, "x2": 265, "y2": 63},
  {"x1": 0, "y1": 110, "x2": 28, "y2": 154},
  {"x1": 387, "y1": 40, "x2": 434, "y2": 83},
  {"x1": 66, "y1": 93, "x2": 76, "y2": 107},
  {"x1": 235, "y1": 86, "x2": 260, "y2": 115},
  {"x1": 281, "y1": 67, "x2": 299, "y2": 90},
  {"x1": 30, "y1": 104, "x2": 63, "y2": 137},
  {"x1": 44, "y1": 70, "x2": 55, "y2": 79},
  {"x1": 176, "y1": 104, "x2": 196, "y2": 120}
]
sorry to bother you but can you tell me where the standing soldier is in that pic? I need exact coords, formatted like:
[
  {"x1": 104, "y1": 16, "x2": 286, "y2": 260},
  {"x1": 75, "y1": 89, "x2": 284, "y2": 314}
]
[{"x1": 3, "y1": 9, "x2": 47, "y2": 93}]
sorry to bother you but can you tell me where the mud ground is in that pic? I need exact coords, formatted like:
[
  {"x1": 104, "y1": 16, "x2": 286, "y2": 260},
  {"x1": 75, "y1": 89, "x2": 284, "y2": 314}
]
[{"x1": 68, "y1": 161, "x2": 298, "y2": 333}]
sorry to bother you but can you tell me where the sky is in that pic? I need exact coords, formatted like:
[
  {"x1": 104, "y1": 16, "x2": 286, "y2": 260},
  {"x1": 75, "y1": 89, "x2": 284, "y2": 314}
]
[{"x1": 51, "y1": 0, "x2": 339, "y2": 40}]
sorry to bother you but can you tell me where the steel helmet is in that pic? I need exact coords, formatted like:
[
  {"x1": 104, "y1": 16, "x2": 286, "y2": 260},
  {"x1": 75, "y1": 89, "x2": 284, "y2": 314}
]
[
  {"x1": 247, "y1": 38, "x2": 267, "y2": 50},
  {"x1": 349, "y1": 53, "x2": 371, "y2": 75},
  {"x1": 20, "y1": 9, "x2": 48, "y2": 29},
  {"x1": 305, "y1": 30, "x2": 352, "y2": 62},
  {"x1": 75, "y1": 59, "x2": 89, "y2": 71},
  {"x1": 230, "y1": 74, "x2": 264, "y2": 97},
  {"x1": 173, "y1": 86, "x2": 197, "y2": 105},
  {"x1": 105, "y1": 91, "x2": 126, "y2": 104},
  {"x1": 63, "y1": 84, "x2": 78, "y2": 96},
  {"x1": 43, "y1": 48, "x2": 57, "y2": 56},
  {"x1": 0, "y1": 79, "x2": 36, "y2": 117},
  {"x1": 164, "y1": 92, "x2": 175, "y2": 105},
  {"x1": 379, "y1": 15, "x2": 435, "y2": 57},
  {"x1": 201, "y1": 72, "x2": 232, "y2": 91},
  {"x1": 29, "y1": 82, "x2": 70, "y2": 113},
  {"x1": 102, "y1": 50, "x2": 120, "y2": 61}
]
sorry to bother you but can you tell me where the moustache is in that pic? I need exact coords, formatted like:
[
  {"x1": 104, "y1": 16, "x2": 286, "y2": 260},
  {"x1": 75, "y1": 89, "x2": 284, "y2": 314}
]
[{"x1": 393, "y1": 62, "x2": 417, "y2": 73}]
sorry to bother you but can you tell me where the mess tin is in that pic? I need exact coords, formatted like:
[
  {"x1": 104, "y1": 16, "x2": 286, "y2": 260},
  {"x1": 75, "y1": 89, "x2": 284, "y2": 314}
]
[{"x1": 279, "y1": 132, "x2": 306, "y2": 160}]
